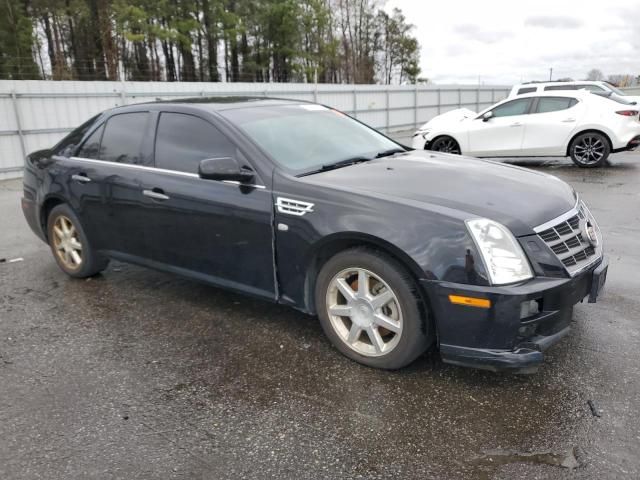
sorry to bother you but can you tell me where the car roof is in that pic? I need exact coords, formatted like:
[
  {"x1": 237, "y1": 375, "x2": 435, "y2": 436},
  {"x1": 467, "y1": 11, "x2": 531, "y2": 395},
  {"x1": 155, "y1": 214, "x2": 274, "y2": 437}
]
[
  {"x1": 112, "y1": 96, "x2": 312, "y2": 113},
  {"x1": 515, "y1": 80, "x2": 604, "y2": 87}
]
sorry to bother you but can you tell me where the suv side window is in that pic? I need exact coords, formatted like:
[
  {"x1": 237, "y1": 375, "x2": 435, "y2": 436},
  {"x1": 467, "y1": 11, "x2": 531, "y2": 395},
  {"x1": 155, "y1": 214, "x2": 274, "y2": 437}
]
[
  {"x1": 77, "y1": 124, "x2": 104, "y2": 159},
  {"x1": 154, "y1": 113, "x2": 236, "y2": 174},
  {"x1": 544, "y1": 85, "x2": 577, "y2": 91},
  {"x1": 490, "y1": 98, "x2": 532, "y2": 118},
  {"x1": 575, "y1": 84, "x2": 605, "y2": 92},
  {"x1": 535, "y1": 97, "x2": 578, "y2": 113},
  {"x1": 100, "y1": 112, "x2": 150, "y2": 164},
  {"x1": 517, "y1": 87, "x2": 537, "y2": 95}
]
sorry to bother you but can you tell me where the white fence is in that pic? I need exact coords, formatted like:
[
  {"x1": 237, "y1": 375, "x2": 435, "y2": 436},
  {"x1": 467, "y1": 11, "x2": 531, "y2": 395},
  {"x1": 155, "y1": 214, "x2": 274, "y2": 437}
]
[{"x1": 0, "y1": 80, "x2": 514, "y2": 179}]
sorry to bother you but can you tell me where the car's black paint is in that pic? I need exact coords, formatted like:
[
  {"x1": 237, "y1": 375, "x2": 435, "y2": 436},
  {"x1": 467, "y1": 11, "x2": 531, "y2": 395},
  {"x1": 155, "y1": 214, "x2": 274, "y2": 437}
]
[{"x1": 22, "y1": 97, "x2": 601, "y2": 372}]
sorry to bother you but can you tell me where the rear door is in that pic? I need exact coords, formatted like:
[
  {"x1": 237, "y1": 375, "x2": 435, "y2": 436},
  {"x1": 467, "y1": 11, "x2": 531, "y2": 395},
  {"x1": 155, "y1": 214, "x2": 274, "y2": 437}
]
[
  {"x1": 520, "y1": 97, "x2": 584, "y2": 155},
  {"x1": 141, "y1": 111, "x2": 276, "y2": 299},
  {"x1": 466, "y1": 98, "x2": 533, "y2": 156}
]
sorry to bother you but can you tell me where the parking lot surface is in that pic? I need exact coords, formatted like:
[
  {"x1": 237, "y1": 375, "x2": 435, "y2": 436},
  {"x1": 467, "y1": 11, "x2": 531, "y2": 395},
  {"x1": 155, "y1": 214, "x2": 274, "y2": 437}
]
[{"x1": 1, "y1": 149, "x2": 639, "y2": 479}]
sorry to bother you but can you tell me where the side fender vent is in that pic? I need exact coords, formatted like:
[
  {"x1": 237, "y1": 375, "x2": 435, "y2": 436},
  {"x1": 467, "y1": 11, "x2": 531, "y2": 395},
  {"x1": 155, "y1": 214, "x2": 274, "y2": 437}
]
[{"x1": 275, "y1": 197, "x2": 314, "y2": 216}]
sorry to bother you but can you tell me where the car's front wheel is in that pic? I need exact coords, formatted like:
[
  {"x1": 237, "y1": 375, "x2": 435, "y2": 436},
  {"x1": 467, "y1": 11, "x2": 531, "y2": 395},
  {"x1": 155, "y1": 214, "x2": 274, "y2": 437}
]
[
  {"x1": 569, "y1": 132, "x2": 610, "y2": 167},
  {"x1": 47, "y1": 204, "x2": 109, "y2": 278},
  {"x1": 428, "y1": 135, "x2": 461, "y2": 154},
  {"x1": 315, "y1": 247, "x2": 433, "y2": 369}
]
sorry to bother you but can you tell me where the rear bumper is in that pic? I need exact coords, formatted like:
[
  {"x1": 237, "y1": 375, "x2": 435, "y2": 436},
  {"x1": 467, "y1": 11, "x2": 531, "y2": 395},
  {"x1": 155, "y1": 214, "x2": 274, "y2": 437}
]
[
  {"x1": 421, "y1": 257, "x2": 607, "y2": 373},
  {"x1": 21, "y1": 196, "x2": 46, "y2": 242}
]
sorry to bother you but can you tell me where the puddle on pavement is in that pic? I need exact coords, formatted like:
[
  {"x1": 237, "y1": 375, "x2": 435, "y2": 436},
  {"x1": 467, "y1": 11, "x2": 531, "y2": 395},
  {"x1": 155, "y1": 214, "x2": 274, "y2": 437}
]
[{"x1": 469, "y1": 446, "x2": 579, "y2": 478}]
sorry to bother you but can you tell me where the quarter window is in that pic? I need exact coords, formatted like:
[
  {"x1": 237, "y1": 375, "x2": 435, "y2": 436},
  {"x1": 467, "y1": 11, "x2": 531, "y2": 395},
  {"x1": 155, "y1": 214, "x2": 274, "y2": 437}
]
[
  {"x1": 517, "y1": 87, "x2": 537, "y2": 95},
  {"x1": 490, "y1": 98, "x2": 532, "y2": 117},
  {"x1": 535, "y1": 97, "x2": 578, "y2": 113},
  {"x1": 100, "y1": 112, "x2": 149, "y2": 164},
  {"x1": 575, "y1": 84, "x2": 605, "y2": 92},
  {"x1": 154, "y1": 113, "x2": 236, "y2": 173},
  {"x1": 77, "y1": 124, "x2": 104, "y2": 159}
]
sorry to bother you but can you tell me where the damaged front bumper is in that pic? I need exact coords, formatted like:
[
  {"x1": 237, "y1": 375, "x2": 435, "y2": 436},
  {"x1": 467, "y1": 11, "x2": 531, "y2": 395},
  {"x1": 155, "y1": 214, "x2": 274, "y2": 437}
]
[{"x1": 421, "y1": 257, "x2": 608, "y2": 374}]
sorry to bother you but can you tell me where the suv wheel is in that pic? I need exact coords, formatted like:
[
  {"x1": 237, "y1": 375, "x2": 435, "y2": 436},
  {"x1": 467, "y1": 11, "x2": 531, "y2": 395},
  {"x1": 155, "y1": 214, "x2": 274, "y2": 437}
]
[
  {"x1": 315, "y1": 247, "x2": 433, "y2": 369},
  {"x1": 569, "y1": 132, "x2": 610, "y2": 167},
  {"x1": 47, "y1": 204, "x2": 109, "y2": 278}
]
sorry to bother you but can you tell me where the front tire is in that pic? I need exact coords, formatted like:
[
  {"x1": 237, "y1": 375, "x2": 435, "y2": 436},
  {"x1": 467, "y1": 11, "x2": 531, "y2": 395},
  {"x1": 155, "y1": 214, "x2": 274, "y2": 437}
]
[
  {"x1": 428, "y1": 136, "x2": 461, "y2": 155},
  {"x1": 47, "y1": 204, "x2": 109, "y2": 278},
  {"x1": 315, "y1": 247, "x2": 433, "y2": 369},
  {"x1": 569, "y1": 132, "x2": 610, "y2": 168}
]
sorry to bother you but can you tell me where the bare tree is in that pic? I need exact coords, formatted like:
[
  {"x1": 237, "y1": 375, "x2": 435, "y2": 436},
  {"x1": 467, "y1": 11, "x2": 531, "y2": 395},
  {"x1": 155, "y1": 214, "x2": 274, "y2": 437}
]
[{"x1": 586, "y1": 68, "x2": 604, "y2": 81}]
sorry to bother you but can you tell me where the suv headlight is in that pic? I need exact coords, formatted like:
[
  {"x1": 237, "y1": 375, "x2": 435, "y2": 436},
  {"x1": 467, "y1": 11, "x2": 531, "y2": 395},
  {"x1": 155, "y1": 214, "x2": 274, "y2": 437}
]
[{"x1": 466, "y1": 218, "x2": 533, "y2": 285}]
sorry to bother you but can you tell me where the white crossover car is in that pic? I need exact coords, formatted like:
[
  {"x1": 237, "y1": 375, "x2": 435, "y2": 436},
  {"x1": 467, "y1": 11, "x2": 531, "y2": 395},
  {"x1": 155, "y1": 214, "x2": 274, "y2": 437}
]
[
  {"x1": 509, "y1": 80, "x2": 640, "y2": 104},
  {"x1": 411, "y1": 91, "x2": 640, "y2": 167}
]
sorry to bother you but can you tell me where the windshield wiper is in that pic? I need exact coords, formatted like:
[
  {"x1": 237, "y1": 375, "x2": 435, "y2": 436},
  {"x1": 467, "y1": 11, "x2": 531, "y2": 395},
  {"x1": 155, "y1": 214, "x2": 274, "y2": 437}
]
[
  {"x1": 374, "y1": 147, "x2": 406, "y2": 158},
  {"x1": 298, "y1": 156, "x2": 373, "y2": 177}
]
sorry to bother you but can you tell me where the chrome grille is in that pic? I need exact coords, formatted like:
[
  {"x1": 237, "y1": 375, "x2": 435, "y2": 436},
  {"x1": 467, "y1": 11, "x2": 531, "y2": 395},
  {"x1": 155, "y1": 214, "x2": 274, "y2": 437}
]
[{"x1": 535, "y1": 202, "x2": 602, "y2": 276}]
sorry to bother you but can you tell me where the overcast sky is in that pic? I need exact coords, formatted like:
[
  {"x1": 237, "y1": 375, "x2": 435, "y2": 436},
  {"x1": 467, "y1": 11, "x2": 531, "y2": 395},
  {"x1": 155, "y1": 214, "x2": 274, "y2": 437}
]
[{"x1": 385, "y1": 0, "x2": 640, "y2": 85}]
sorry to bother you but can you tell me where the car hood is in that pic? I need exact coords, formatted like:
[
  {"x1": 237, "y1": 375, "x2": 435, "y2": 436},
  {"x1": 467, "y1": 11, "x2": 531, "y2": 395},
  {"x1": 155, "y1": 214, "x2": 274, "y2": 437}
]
[
  {"x1": 303, "y1": 151, "x2": 576, "y2": 236},
  {"x1": 417, "y1": 108, "x2": 476, "y2": 131}
]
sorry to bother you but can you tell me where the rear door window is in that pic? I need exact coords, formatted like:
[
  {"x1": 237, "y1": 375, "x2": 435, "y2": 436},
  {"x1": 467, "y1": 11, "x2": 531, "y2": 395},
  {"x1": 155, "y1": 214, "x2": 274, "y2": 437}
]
[
  {"x1": 490, "y1": 98, "x2": 533, "y2": 117},
  {"x1": 100, "y1": 112, "x2": 150, "y2": 164},
  {"x1": 154, "y1": 113, "x2": 236, "y2": 174},
  {"x1": 535, "y1": 97, "x2": 578, "y2": 113}
]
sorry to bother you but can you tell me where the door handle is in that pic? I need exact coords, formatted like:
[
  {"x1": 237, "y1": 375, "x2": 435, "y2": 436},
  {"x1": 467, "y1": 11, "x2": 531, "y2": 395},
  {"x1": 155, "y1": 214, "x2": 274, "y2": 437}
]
[
  {"x1": 510, "y1": 122, "x2": 523, "y2": 127},
  {"x1": 71, "y1": 174, "x2": 91, "y2": 183},
  {"x1": 142, "y1": 189, "x2": 170, "y2": 201},
  {"x1": 562, "y1": 118, "x2": 576, "y2": 122}
]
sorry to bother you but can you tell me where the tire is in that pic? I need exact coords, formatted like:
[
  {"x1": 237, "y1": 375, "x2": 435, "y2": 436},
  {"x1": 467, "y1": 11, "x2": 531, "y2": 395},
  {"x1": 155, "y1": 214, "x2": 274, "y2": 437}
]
[
  {"x1": 569, "y1": 132, "x2": 610, "y2": 168},
  {"x1": 428, "y1": 136, "x2": 461, "y2": 154},
  {"x1": 315, "y1": 247, "x2": 433, "y2": 369},
  {"x1": 47, "y1": 204, "x2": 109, "y2": 278}
]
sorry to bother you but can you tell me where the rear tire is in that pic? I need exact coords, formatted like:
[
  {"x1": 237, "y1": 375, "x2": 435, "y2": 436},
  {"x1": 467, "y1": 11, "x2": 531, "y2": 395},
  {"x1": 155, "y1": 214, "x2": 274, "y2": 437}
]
[
  {"x1": 315, "y1": 247, "x2": 433, "y2": 369},
  {"x1": 428, "y1": 136, "x2": 461, "y2": 155},
  {"x1": 569, "y1": 132, "x2": 610, "y2": 168},
  {"x1": 47, "y1": 204, "x2": 109, "y2": 278}
]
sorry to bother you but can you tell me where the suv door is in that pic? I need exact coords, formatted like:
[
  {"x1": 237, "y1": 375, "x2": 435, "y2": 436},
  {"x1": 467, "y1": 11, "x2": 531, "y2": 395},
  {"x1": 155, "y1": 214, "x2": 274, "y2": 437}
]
[
  {"x1": 520, "y1": 97, "x2": 584, "y2": 155},
  {"x1": 143, "y1": 111, "x2": 275, "y2": 299},
  {"x1": 466, "y1": 98, "x2": 533, "y2": 156}
]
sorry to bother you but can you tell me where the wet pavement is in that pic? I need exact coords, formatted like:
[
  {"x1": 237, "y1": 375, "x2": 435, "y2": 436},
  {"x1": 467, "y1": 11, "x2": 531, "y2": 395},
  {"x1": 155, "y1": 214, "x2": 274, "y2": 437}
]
[{"x1": 1, "y1": 150, "x2": 639, "y2": 479}]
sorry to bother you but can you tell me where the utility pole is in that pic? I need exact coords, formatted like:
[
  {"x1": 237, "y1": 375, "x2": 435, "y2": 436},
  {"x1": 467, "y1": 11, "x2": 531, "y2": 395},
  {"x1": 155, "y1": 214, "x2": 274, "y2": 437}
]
[{"x1": 549, "y1": 68, "x2": 553, "y2": 81}]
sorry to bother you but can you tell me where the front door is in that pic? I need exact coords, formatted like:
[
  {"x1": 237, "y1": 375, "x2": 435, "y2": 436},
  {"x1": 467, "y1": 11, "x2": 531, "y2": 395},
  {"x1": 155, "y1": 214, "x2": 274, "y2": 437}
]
[
  {"x1": 467, "y1": 98, "x2": 533, "y2": 156},
  {"x1": 141, "y1": 111, "x2": 276, "y2": 299}
]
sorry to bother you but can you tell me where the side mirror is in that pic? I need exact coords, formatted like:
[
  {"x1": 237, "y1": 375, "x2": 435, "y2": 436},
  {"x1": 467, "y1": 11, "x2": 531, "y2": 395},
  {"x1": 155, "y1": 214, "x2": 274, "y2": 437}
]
[
  {"x1": 198, "y1": 157, "x2": 255, "y2": 182},
  {"x1": 482, "y1": 111, "x2": 494, "y2": 122}
]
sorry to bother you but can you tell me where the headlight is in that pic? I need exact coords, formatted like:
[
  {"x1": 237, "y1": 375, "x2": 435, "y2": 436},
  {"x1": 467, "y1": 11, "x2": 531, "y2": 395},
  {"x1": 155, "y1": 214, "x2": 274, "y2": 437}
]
[
  {"x1": 466, "y1": 218, "x2": 533, "y2": 285},
  {"x1": 413, "y1": 129, "x2": 431, "y2": 138}
]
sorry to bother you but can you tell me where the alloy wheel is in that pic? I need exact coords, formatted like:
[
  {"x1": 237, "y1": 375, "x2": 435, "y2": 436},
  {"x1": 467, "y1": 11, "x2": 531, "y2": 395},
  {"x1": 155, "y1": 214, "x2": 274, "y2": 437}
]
[
  {"x1": 431, "y1": 137, "x2": 461, "y2": 154},
  {"x1": 325, "y1": 267, "x2": 403, "y2": 357},
  {"x1": 573, "y1": 136, "x2": 605, "y2": 166},
  {"x1": 52, "y1": 215, "x2": 83, "y2": 270}
]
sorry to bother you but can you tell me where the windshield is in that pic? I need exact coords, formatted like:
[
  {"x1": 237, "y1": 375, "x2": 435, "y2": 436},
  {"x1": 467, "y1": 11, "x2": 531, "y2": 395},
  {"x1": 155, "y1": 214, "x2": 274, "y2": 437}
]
[{"x1": 220, "y1": 104, "x2": 402, "y2": 174}]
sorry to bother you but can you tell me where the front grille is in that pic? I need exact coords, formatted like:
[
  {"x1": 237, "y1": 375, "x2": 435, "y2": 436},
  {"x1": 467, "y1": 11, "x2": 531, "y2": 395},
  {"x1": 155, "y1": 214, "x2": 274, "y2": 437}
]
[{"x1": 536, "y1": 204, "x2": 601, "y2": 275}]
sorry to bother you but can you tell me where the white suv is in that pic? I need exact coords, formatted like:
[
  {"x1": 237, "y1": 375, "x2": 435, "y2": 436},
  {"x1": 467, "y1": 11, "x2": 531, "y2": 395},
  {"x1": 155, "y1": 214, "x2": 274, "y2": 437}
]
[{"x1": 509, "y1": 81, "x2": 640, "y2": 103}]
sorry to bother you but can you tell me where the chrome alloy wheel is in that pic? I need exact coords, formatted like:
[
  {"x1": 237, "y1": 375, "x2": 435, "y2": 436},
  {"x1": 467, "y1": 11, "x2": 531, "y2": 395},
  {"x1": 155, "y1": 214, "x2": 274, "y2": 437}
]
[
  {"x1": 52, "y1": 215, "x2": 83, "y2": 270},
  {"x1": 573, "y1": 135, "x2": 605, "y2": 165},
  {"x1": 325, "y1": 268, "x2": 403, "y2": 357}
]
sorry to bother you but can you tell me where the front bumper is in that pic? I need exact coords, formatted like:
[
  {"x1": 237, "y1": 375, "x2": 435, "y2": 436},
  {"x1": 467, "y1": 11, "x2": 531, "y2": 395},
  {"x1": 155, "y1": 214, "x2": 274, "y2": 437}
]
[{"x1": 421, "y1": 257, "x2": 608, "y2": 373}]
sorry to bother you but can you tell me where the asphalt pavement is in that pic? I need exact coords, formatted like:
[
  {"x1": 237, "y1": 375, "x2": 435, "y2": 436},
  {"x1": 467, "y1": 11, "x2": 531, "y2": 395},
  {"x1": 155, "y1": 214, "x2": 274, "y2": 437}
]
[{"x1": 1, "y1": 148, "x2": 639, "y2": 479}]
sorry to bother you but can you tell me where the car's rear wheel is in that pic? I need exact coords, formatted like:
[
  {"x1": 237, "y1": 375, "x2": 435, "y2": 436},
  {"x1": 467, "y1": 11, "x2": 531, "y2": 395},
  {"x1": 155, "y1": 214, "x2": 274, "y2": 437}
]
[
  {"x1": 428, "y1": 136, "x2": 461, "y2": 154},
  {"x1": 47, "y1": 204, "x2": 109, "y2": 278},
  {"x1": 569, "y1": 132, "x2": 610, "y2": 168},
  {"x1": 315, "y1": 247, "x2": 433, "y2": 369}
]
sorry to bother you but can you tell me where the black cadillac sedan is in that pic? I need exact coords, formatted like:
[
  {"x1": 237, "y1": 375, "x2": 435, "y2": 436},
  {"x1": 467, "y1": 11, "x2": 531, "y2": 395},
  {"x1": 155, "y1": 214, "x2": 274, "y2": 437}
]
[{"x1": 21, "y1": 97, "x2": 608, "y2": 373}]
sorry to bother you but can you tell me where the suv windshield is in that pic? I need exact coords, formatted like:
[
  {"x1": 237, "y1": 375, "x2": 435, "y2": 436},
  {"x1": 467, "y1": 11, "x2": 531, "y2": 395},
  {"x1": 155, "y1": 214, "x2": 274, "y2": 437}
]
[{"x1": 220, "y1": 104, "x2": 402, "y2": 174}]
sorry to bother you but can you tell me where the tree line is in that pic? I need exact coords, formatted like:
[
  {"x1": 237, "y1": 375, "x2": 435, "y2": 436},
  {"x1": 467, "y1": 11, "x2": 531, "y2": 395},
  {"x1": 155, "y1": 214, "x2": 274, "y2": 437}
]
[{"x1": 0, "y1": 0, "x2": 421, "y2": 84}]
